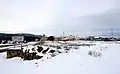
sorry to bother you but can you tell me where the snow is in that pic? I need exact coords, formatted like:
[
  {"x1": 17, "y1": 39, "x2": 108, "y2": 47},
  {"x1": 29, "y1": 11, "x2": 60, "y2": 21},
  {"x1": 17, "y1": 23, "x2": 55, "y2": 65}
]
[{"x1": 0, "y1": 41, "x2": 120, "y2": 74}]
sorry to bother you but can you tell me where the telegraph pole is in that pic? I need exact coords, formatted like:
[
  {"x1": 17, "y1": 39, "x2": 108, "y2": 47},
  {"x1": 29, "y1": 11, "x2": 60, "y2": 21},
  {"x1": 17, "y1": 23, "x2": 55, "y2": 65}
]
[
  {"x1": 63, "y1": 32, "x2": 65, "y2": 37},
  {"x1": 111, "y1": 28, "x2": 114, "y2": 37}
]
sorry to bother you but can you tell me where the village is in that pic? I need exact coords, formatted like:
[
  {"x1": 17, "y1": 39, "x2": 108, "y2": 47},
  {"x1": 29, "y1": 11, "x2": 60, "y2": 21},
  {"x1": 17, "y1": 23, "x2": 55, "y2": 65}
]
[{"x1": 0, "y1": 34, "x2": 112, "y2": 61}]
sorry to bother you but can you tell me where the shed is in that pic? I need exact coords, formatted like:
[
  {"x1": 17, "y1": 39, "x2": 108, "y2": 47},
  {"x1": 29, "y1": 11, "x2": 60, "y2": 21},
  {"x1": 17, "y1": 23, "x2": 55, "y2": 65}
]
[{"x1": 6, "y1": 49, "x2": 23, "y2": 59}]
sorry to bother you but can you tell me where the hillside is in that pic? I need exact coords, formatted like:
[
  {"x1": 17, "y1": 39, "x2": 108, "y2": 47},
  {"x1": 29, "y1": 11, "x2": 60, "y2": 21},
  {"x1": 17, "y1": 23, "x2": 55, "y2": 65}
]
[{"x1": 0, "y1": 33, "x2": 42, "y2": 42}]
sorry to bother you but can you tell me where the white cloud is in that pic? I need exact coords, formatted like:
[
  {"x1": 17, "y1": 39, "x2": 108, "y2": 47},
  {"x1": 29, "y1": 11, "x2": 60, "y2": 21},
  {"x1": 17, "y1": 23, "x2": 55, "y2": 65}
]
[{"x1": 0, "y1": 0, "x2": 119, "y2": 35}]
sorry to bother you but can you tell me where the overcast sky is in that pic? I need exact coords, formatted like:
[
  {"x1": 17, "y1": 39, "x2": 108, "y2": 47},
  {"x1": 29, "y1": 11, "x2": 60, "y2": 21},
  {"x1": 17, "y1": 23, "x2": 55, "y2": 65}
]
[{"x1": 0, "y1": 0, "x2": 120, "y2": 35}]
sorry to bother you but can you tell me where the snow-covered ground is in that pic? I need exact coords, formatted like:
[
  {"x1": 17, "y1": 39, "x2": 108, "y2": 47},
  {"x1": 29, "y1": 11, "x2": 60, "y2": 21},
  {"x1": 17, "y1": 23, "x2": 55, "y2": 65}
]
[{"x1": 0, "y1": 41, "x2": 120, "y2": 74}]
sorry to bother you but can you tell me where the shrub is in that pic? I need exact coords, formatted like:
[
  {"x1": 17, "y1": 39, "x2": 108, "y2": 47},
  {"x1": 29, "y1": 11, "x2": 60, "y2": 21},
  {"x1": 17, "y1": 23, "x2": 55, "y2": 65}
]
[{"x1": 47, "y1": 36, "x2": 55, "y2": 41}]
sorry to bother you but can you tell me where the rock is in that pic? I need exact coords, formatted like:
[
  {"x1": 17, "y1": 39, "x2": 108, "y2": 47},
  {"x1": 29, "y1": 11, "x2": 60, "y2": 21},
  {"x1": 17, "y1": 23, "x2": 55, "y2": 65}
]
[
  {"x1": 57, "y1": 50, "x2": 62, "y2": 53},
  {"x1": 42, "y1": 47, "x2": 49, "y2": 54},
  {"x1": 57, "y1": 46, "x2": 61, "y2": 49},
  {"x1": 32, "y1": 48, "x2": 35, "y2": 51},
  {"x1": 88, "y1": 51, "x2": 92, "y2": 56},
  {"x1": 37, "y1": 46, "x2": 43, "y2": 53},
  {"x1": 51, "y1": 54, "x2": 56, "y2": 57},
  {"x1": 48, "y1": 50, "x2": 56, "y2": 53},
  {"x1": 36, "y1": 55, "x2": 43, "y2": 59}
]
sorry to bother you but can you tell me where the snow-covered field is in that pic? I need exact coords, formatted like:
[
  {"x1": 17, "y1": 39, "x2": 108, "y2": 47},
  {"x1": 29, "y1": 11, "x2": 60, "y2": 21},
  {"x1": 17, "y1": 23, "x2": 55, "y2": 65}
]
[{"x1": 0, "y1": 41, "x2": 120, "y2": 74}]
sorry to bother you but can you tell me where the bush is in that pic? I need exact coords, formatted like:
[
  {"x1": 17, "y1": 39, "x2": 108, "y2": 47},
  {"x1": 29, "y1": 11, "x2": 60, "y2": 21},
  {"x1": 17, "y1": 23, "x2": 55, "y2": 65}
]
[
  {"x1": 88, "y1": 50, "x2": 102, "y2": 57},
  {"x1": 47, "y1": 36, "x2": 55, "y2": 41}
]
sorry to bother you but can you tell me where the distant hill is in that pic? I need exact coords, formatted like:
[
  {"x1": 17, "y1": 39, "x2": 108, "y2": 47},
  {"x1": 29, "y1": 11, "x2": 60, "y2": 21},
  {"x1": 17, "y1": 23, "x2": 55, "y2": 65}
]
[{"x1": 0, "y1": 33, "x2": 42, "y2": 43}]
